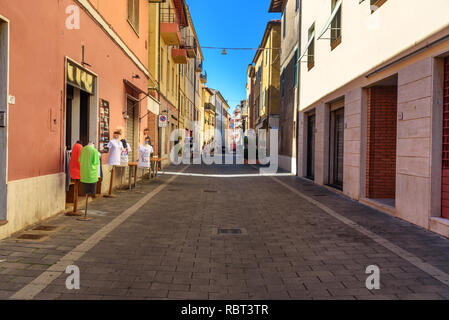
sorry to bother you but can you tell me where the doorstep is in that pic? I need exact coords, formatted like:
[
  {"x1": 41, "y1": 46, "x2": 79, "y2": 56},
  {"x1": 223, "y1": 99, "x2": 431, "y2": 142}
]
[
  {"x1": 360, "y1": 197, "x2": 397, "y2": 217},
  {"x1": 429, "y1": 217, "x2": 449, "y2": 238}
]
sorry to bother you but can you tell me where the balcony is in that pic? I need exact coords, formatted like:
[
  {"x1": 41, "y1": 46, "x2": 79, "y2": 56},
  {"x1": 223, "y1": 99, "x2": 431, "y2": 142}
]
[
  {"x1": 204, "y1": 103, "x2": 215, "y2": 113},
  {"x1": 172, "y1": 48, "x2": 188, "y2": 64},
  {"x1": 195, "y1": 60, "x2": 203, "y2": 73},
  {"x1": 160, "y1": 8, "x2": 181, "y2": 45},
  {"x1": 200, "y1": 72, "x2": 207, "y2": 84},
  {"x1": 181, "y1": 35, "x2": 197, "y2": 58}
]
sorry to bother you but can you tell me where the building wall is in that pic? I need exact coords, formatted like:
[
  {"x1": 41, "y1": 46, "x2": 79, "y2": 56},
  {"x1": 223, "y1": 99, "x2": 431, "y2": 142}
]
[
  {"x1": 300, "y1": 0, "x2": 449, "y2": 111},
  {"x1": 269, "y1": 24, "x2": 281, "y2": 116},
  {"x1": 0, "y1": 0, "x2": 150, "y2": 239},
  {"x1": 87, "y1": 0, "x2": 149, "y2": 68},
  {"x1": 280, "y1": 0, "x2": 299, "y2": 69}
]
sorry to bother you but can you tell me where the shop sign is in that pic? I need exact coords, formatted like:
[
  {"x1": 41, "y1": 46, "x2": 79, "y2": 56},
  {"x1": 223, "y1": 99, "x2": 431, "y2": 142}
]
[{"x1": 67, "y1": 60, "x2": 95, "y2": 94}]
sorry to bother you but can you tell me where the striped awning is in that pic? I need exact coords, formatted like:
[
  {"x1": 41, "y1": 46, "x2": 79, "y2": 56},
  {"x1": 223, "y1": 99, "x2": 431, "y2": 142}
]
[
  {"x1": 299, "y1": 31, "x2": 315, "y2": 61},
  {"x1": 317, "y1": 0, "x2": 342, "y2": 40}
]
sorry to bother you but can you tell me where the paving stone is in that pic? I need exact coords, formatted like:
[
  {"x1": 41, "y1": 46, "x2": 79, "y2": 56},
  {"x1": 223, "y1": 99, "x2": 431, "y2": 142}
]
[{"x1": 2, "y1": 163, "x2": 449, "y2": 300}]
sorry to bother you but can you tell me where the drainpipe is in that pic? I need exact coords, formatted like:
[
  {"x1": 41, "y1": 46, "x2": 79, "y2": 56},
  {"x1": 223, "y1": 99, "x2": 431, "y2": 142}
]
[
  {"x1": 266, "y1": 26, "x2": 271, "y2": 131},
  {"x1": 295, "y1": 0, "x2": 303, "y2": 175}
]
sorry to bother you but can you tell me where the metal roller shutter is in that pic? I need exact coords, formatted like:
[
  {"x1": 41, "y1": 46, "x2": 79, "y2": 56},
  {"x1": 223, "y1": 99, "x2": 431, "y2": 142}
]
[
  {"x1": 126, "y1": 99, "x2": 136, "y2": 162},
  {"x1": 442, "y1": 57, "x2": 449, "y2": 219}
]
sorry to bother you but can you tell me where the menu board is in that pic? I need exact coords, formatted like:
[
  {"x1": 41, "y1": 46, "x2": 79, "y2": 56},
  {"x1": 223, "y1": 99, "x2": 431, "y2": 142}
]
[{"x1": 99, "y1": 99, "x2": 110, "y2": 153}]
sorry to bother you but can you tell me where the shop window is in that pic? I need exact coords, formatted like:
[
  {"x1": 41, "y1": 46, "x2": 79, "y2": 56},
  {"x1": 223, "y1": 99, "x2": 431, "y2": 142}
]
[
  {"x1": 127, "y1": 0, "x2": 140, "y2": 34},
  {"x1": 330, "y1": 0, "x2": 342, "y2": 50}
]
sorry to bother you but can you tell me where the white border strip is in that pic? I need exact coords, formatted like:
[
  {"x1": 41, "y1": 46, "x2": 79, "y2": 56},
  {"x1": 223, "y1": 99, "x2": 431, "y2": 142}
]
[
  {"x1": 10, "y1": 166, "x2": 189, "y2": 300},
  {"x1": 161, "y1": 171, "x2": 295, "y2": 178},
  {"x1": 272, "y1": 177, "x2": 449, "y2": 287}
]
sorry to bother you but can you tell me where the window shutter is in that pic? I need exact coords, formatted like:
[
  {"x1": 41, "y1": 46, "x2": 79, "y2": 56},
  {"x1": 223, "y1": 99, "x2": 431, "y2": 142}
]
[
  {"x1": 134, "y1": 0, "x2": 140, "y2": 32},
  {"x1": 127, "y1": 0, "x2": 133, "y2": 22}
]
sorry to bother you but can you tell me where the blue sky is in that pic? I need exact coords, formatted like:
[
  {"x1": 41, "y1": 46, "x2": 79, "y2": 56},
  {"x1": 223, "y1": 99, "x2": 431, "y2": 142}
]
[{"x1": 187, "y1": 0, "x2": 281, "y2": 114}]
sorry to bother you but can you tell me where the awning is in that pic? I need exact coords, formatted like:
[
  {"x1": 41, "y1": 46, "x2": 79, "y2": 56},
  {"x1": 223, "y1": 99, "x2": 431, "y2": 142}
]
[
  {"x1": 147, "y1": 95, "x2": 160, "y2": 115},
  {"x1": 123, "y1": 79, "x2": 147, "y2": 95},
  {"x1": 299, "y1": 30, "x2": 315, "y2": 61},
  {"x1": 317, "y1": 0, "x2": 342, "y2": 40}
]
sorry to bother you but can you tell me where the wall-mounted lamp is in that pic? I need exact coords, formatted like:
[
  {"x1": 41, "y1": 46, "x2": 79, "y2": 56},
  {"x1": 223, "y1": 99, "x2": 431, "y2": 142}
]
[
  {"x1": 221, "y1": 49, "x2": 227, "y2": 55},
  {"x1": 122, "y1": 112, "x2": 129, "y2": 120}
]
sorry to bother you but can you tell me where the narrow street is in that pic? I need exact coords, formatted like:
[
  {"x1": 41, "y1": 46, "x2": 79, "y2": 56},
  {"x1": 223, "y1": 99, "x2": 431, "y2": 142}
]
[{"x1": 1, "y1": 163, "x2": 449, "y2": 300}]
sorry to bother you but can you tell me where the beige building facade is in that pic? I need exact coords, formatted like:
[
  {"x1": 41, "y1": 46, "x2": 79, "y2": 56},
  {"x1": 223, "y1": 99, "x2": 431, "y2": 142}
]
[{"x1": 296, "y1": 0, "x2": 449, "y2": 238}]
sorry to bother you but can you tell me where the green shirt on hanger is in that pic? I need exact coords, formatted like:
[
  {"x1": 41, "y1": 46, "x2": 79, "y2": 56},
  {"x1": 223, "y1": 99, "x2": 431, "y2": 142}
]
[{"x1": 79, "y1": 145, "x2": 100, "y2": 184}]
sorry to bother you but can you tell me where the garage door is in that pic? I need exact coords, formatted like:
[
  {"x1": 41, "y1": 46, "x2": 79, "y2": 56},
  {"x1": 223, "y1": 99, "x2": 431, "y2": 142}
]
[
  {"x1": 442, "y1": 57, "x2": 449, "y2": 219},
  {"x1": 307, "y1": 112, "x2": 316, "y2": 180}
]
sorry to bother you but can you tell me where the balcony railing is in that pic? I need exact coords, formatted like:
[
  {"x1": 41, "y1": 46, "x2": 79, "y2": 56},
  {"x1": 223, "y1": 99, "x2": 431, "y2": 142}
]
[
  {"x1": 195, "y1": 60, "x2": 203, "y2": 72},
  {"x1": 160, "y1": 7, "x2": 179, "y2": 24},
  {"x1": 204, "y1": 103, "x2": 215, "y2": 113},
  {"x1": 200, "y1": 72, "x2": 207, "y2": 84}
]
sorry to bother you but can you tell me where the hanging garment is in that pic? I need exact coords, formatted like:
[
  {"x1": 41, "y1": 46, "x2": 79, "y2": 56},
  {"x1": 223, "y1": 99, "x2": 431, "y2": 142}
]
[
  {"x1": 138, "y1": 144, "x2": 153, "y2": 168},
  {"x1": 79, "y1": 145, "x2": 100, "y2": 184},
  {"x1": 97, "y1": 150, "x2": 103, "y2": 179},
  {"x1": 69, "y1": 142, "x2": 83, "y2": 180},
  {"x1": 65, "y1": 150, "x2": 72, "y2": 192},
  {"x1": 81, "y1": 182, "x2": 97, "y2": 195},
  {"x1": 107, "y1": 139, "x2": 122, "y2": 166},
  {"x1": 120, "y1": 142, "x2": 132, "y2": 166}
]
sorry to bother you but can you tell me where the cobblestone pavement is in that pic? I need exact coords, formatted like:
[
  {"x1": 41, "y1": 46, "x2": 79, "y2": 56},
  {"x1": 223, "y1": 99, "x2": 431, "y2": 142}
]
[{"x1": 1, "y1": 162, "x2": 449, "y2": 300}]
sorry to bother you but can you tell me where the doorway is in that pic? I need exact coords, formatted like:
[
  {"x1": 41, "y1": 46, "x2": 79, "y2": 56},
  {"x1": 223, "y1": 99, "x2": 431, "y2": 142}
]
[
  {"x1": 65, "y1": 85, "x2": 91, "y2": 148},
  {"x1": 306, "y1": 112, "x2": 316, "y2": 180},
  {"x1": 79, "y1": 90, "x2": 90, "y2": 146},
  {"x1": 0, "y1": 18, "x2": 8, "y2": 221},
  {"x1": 329, "y1": 104, "x2": 345, "y2": 189},
  {"x1": 126, "y1": 98, "x2": 137, "y2": 161},
  {"x1": 366, "y1": 81, "x2": 398, "y2": 207}
]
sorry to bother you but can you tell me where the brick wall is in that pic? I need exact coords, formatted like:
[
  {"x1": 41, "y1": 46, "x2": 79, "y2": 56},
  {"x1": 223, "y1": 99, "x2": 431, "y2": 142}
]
[
  {"x1": 442, "y1": 58, "x2": 449, "y2": 219},
  {"x1": 366, "y1": 86, "x2": 398, "y2": 199}
]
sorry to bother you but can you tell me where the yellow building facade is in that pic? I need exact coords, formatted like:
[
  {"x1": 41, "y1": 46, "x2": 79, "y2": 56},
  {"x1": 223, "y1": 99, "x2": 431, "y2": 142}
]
[{"x1": 252, "y1": 20, "x2": 281, "y2": 130}]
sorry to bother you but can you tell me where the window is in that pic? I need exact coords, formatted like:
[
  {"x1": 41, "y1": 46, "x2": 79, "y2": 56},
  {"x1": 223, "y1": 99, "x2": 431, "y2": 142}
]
[
  {"x1": 127, "y1": 0, "x2": 140, "y2": 34},
  {"x1": 282, "y1": 8, "x2": 286, "y2": 39},
  {"x1": 160, "y1": 48, "x2": 164, "y2": 82},
  {"x1": 370, "y1": 0, "x2": 387, "y2": 12},
  {"x1": 330, "y1": 0, "x2": 342, "y2": 50},
  {"x1": 172, "y1": 67, "x2": 175, "y2": 95},
  {"x1": 307, "y1": 24, "x2": 315, "y2": 70},
  {"x1": 296, "y1": 0, "x2": 300, "y2": 12},
  {"x1": 294, "y1": 49, "x2": 298, "y2": 87},
  {"x1": 167, "y1": 60, "x2": 170, "y2": 92}
]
